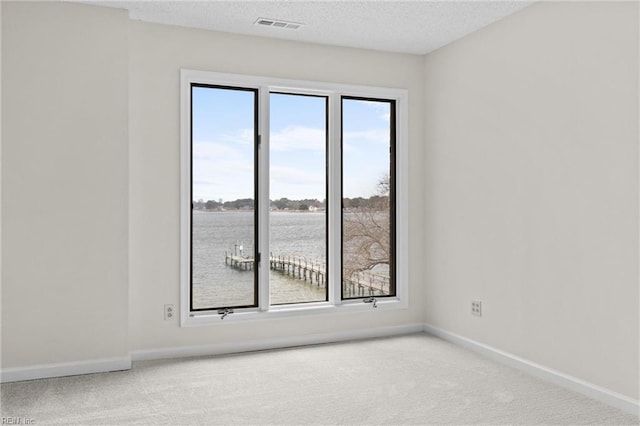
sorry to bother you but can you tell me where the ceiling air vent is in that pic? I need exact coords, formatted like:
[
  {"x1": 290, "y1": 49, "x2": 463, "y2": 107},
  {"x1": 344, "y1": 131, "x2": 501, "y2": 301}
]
[{"x1": 255, "y1": 18, "x2": 303, "y2": 30}]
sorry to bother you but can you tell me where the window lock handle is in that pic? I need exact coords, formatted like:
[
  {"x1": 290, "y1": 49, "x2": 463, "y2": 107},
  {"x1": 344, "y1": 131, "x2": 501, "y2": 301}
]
[
  {"x1": 363, "y1": 297, "x2": 377, "y2": 308},
  {"x1": 217, "y1": 308, "x2": 234, "y2": 319}
]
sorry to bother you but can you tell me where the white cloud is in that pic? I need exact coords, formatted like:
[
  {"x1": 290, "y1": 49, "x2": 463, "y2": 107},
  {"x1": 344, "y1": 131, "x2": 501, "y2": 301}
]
[
  {"x1": 358, "y1": 100, "x2": 391, "y2": 123},
  {"x1": 343, "y1": 129, "x2": 389, "y2": 155},
  {"x1": 270, "y1": 126, "x2": 326, "y2": 152},
  {"x1": 211, "y1": 128, "x2": 254, "y2": 146},
  {"x1": 192, "y1": 141, "x2": 253, "y2": 201},
  {"x1": 270, "y1": 165, "x2": 325, "y2": 200},
  {"x1": 192, "y1": 123, "x2": 389, "y2": 201}
]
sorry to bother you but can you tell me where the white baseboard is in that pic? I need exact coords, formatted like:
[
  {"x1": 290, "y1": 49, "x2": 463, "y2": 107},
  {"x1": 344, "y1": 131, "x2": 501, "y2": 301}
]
[
  {"x1": 423, "y1": 323, "x2": 640, "y2": 417},
  {"x1": 131, "y1": 323, "x2": 424, "y2": 361},
  {"x1": 0, "y1": 324, "x2": 422, "y2": 383},
  {"x1": 1, "y1": 356, "x2": 132, "y2": 383}
]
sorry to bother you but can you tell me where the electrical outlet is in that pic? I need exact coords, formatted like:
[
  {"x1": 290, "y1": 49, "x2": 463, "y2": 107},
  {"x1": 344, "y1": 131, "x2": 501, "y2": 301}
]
[
  {"x1": 471, "y1": 300, "x2": 482, "y2": 317},
  {"x1": 164, "y1": 304, "x2": 175, "y2": 320}
]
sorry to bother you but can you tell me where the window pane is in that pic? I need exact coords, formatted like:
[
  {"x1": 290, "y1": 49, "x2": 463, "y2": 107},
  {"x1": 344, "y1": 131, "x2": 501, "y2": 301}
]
[
  {"x1": 342, "y1": 98, "x2": 395, "y2": 299},
  {"x1": 269, "y1": 93, "x2": 328, "y2": 305},
  {"x1": 191, "y1": 85, "x2": 257, "y2": 310}
]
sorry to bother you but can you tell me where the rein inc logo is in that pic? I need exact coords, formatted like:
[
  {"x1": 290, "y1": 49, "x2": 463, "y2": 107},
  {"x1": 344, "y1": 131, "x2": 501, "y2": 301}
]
[{"x1": 2, "y1": 418, "x2": 35, "y2": 425}]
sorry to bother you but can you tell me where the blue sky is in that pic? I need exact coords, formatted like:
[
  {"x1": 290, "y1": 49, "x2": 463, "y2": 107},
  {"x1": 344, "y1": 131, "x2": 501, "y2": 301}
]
[{"x1": 192, "y1": 87, "x2": 391, "y2": 202}]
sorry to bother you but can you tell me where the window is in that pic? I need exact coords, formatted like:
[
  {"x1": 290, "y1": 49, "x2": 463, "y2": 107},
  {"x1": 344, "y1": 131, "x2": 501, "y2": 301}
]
[
  {"x1": 342, "y1": 97, "x2": 395, "y2": 299},
  {"x1": 180, "y1": 70, "x2": 408, "y2": 324},
  {"x1": 270, "y1": 93, "x2": 328, "y2": 305},
  {"x1": 190, "y1": 85, "x2": 258, "y2": 311}
]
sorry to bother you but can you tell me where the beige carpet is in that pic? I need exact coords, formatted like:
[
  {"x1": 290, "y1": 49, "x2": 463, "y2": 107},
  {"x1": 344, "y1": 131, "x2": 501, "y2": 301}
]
[{"x1": 1, "y1": 334, "x2": 638, "y2": 425}]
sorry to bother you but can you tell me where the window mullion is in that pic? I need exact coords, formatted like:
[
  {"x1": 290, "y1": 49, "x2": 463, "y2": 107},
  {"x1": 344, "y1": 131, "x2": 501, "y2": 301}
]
[
  {"x1": 258, "y1": 86, "x2": 271, "y2": 311},
  {"x1": 327, "y1": 93, "x2": 342, "y2": 306}
]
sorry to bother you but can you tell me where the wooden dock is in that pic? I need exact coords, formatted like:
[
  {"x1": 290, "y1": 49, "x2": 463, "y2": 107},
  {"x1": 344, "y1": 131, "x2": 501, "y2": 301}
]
[
  {"x1": 342, "y1": 269, "x2": 391, "y2": 297},
  {"x1": 269, "y1": 254, "x2": 326, "y2": 286},
  {"x1": 225, "y1": 242, "x2": 255, "y2": 270},
  {"x1": 224, "y1": 249, "x2": 390, "y2": 296},
  {"x1": 271, "y1": 254, "x2": 390, "y2": 296},
  {"x1": 224, "y1": 253, "x2": 255, "y2": 270}
]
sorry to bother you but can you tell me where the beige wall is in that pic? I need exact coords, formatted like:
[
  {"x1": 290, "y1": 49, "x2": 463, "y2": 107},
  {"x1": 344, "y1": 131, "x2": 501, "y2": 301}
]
[
  {"x1": 423, "y1": 1, "x2": 639, "y2": 399},
  {"x1": 1, "y1": 2, "x2": 130, "y2": 366},
  {"x1": 128, "y1": 22, "x2": 425, "y2": 351}
]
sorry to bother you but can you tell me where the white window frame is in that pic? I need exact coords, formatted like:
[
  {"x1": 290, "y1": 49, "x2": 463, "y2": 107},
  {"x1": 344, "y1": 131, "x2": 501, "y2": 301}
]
[{"x1": 180, "y1": 69, "x2": 409, "y2": 326}]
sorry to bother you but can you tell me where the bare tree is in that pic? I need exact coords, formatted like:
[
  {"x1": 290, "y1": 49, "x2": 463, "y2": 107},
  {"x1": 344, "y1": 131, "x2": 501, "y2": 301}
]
[
  {"x1": 376, "y1": 173, "x2": 390, "y2": 197},
  {"x1": 342, "y1": 174, "x2": 391, "y2": 290}
]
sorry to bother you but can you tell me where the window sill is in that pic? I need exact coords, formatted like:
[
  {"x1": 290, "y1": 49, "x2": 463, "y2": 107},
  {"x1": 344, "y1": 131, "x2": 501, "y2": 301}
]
[{"x1": 181, "y1": 297, "x2": 407, "y2": 327}]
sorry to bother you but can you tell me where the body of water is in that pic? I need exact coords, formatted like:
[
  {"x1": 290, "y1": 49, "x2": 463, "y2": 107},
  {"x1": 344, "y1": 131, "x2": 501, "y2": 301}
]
[{"x1": 192, "y1": 211, "x2": 327, "y2": 309}]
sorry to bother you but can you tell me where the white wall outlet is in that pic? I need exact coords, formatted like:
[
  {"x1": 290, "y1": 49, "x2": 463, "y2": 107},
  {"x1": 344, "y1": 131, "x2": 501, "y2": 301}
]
[
  {"x1": 471, "y1": 300, "x2": 482, "y2": 317},
  {"x1": 164, "y1": 304, "x2": 175, "y2": 320}
]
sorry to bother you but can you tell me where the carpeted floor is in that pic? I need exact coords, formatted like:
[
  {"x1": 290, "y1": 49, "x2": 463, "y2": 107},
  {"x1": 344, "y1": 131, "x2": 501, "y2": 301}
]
[{"x1": 1, "y1": 333, "x2": 638, "y2": 425}]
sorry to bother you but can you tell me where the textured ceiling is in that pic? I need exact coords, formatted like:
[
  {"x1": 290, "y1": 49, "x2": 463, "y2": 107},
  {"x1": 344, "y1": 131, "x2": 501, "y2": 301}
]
[{"x1": 83, "y1": 1, "x2": 533, "y2": 55}]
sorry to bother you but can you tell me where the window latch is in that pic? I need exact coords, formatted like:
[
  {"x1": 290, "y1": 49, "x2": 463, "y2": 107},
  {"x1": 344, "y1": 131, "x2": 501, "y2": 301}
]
[
  {"x1": 363, "y1": 297, "x2": 377, "y2": 308},
  {"x1": 217, "y1": 308, "x2": 234, "y2": 320}
]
